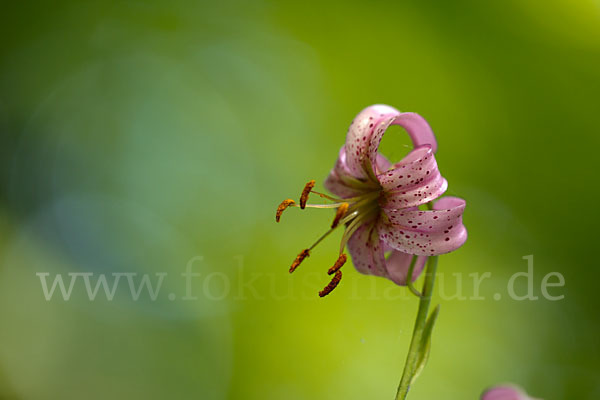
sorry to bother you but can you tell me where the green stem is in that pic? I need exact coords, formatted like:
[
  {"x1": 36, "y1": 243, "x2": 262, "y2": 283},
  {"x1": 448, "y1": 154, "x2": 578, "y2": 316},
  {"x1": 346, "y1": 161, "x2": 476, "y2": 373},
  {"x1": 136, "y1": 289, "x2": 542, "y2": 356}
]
[{"x1": 394, "y1": 256, "x2": 438, "y2": 400}]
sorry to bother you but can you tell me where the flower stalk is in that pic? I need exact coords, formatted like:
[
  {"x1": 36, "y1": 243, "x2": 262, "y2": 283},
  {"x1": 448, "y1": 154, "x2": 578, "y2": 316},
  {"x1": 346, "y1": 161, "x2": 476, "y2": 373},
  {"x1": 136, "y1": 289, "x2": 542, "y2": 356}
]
[{"x1": 395, "y1": 255, "x2": 439, "y2": 400}]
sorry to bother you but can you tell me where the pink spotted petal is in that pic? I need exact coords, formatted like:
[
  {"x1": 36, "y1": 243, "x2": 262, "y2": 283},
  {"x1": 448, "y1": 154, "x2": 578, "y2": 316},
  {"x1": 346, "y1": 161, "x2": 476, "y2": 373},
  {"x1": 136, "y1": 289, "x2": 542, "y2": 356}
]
[
  {"x1": 324, "y1": 146, "x2": 371, "y2": 198},
  {"x1": 378, "y1": 196, "x2": 467, "y2": 256},
  {"x1": 347, "y1": 221, "x2": 388, "y2": 278},
  {"x1": 378, "y1": 145, "x2": 448, "y2": 209},
  {"x1": 346, "y1": 221, "x2": 428, "y2": 285},
  {"x1": 344, "y1": 105, "x2": 437, "y2": 180},
  {"x1": 481, "y1": 385, "x2": 539, "y2": 400}
]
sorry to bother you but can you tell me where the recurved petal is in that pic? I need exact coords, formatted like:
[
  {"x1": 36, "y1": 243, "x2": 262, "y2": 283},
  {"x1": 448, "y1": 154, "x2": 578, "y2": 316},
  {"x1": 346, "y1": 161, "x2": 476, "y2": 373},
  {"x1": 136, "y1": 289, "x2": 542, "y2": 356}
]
[
  {"x1": 344, "y1": 105, "x2": 437, "y2": 180},
  {"x1": 385, "y1": 252, "x2": 428, "y2": 286},
  {"x1": 378, "y1": 196, "x2": 467, "y2": 256},
  {"x1": 347, "y1": 221, "x2": 388, "y2": 277},
  {"x1": 324, "y1": 146, "x2": 374, "y2": 198},
  {"x1": 432, "y1": 195, "x2": 465, "y2": 211},
  {"x1": 394, "y1": 112, "x2": 438, "y2": 152},
  {"x1": 481, "y1": 385, "x2": 539, "y2": 400},
  {"x1": 378, "y1": 145, "x2": 447, "y2": 209},
  {"x1": 346, "y1": 221, "x2": 428, "y2": 285}
]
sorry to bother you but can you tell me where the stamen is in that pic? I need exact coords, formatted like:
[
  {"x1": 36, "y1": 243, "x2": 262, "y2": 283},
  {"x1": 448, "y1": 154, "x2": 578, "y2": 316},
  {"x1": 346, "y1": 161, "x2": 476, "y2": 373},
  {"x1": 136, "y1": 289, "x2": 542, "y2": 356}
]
[
  {"x1": 345, "y1": 191, "x2": 380, "y2": 214},
  {"x1": 331, "y1": 203, "x2": 349, "y2": 228},
  {"x1": 289, "y1": 249, "x2": 310, "y2": 273},
  {"x1": 308, "y1": 210, "x2": 357, "y2": 252},
  {"x1": 319, "y1": 270, "x2": 342, "y2": 297},
  {"x1": 327, "y1": 254, "x2": 347, "y2": 275},
  {"x1": 296, "y1": 203, "x2": 347, "y2": 209},
  {"x1": 276, "y1": 199, "x2": 296, "y2": 222},
  {"x1": 310, "y1": 190, "x2": 342, "y2": 202},
  {"x1": 299, "y1": 180, "x2": 316, "y2": 209}
]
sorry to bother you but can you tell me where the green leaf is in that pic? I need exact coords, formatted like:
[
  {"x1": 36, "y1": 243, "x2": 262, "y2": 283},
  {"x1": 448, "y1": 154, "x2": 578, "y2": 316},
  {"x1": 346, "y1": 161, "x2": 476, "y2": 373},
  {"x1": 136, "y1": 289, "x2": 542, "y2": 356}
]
[{"x1": 411, "y1": 304, "x2": 440, "y2": 385}]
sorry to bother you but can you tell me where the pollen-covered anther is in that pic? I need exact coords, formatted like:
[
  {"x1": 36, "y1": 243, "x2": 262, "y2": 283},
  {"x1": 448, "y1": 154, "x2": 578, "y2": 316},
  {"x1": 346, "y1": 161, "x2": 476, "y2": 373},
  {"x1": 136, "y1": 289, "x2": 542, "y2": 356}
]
[
  {"x1": 299, "y1": 180, "x2": 316, "y2": 209},
  {"x1": 289, "y1": 249, "x2": 310, "y2": 273},
  {"x1": 319, "y1": 270, "x2": 342, "y2": 297},
  {"x1": 327, "y1": 254, "x2": 347, "y2": 275},
  {"x1": 275, "y1": 199, "x2": 295, "y2": 222},
  {"x1": 330, "y1": 203, "x2": 349, "y2": 228}
]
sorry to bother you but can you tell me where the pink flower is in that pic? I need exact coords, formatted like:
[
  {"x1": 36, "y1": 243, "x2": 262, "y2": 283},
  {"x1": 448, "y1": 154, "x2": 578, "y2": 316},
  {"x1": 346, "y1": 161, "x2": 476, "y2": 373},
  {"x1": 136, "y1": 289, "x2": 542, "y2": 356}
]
[
  {"x1": 481, "y1": 385, "x2": 542, "y2": 400},
  {"x1": 276, "y1": 105, "x2": 467, "y2": 296}
]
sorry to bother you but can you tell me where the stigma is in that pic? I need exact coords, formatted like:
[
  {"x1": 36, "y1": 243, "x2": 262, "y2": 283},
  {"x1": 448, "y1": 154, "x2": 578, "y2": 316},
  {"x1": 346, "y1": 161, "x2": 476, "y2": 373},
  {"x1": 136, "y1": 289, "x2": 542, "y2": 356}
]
[{"x1": 275, "y1": 180, "x2": 381, "y2": 296}]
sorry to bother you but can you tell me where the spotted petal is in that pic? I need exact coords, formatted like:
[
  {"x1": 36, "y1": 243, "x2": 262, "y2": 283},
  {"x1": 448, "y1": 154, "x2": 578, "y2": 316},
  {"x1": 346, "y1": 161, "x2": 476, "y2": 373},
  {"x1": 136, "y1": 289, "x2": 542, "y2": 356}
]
[
  {"x1": 324, "y1": 147, "x2": 366, "y2": 198},
  {"x1": 378, "y1": 196, "x2": 467, "y2": 256},
  {"x1": 347, "y1": 221, "x2": 428, "y2": 285},
  {"x1": 324, "y1": 146, "x2": 391, "y2": 199},
  {"x1": 378, "y1": 145, "x2": 448, "y2": 209},
  {"x1": 386, "y1": 251, "x2": 428, "y2": 286},
  {"x1": 344, "y1": 105, "x2": 437, "y2": 180},
  {"x1": 347, "y1": 221, "x2": 388, "y2": 277},
  {"x1": 481, "y1": 385, "x2": 539, "y2": 400}
]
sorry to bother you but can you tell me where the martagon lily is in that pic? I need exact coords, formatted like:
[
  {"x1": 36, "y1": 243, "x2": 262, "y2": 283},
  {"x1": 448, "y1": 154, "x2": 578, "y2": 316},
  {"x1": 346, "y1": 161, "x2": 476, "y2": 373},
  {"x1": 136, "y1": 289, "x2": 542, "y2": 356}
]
[
  {"x1": 276, "y1": 104, "x2": 467, "y2": 296},
  {"x1": 276, "y1": 104, "x2": 468, "y2": 400},
  {"x1": 481, "y1": 385, "x2": 542, "y2": 400}
]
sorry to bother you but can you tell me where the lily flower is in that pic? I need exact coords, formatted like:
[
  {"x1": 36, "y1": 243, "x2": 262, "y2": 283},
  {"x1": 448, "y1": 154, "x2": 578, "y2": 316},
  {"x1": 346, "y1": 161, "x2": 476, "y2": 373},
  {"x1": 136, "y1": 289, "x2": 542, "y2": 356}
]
[
  {"x1": 481, "y1": 385, "x2": 542, "y2": 400},
  {"x1": 276, "y1": 105, "x2": 467, "y2": 296}
]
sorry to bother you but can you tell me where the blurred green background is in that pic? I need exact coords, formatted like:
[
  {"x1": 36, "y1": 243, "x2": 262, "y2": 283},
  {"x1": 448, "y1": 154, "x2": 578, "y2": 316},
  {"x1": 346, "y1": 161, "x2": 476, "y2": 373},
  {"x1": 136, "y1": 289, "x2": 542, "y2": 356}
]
[{"x1": 0, "y1": 1, "x2": 599, "y2": 399}]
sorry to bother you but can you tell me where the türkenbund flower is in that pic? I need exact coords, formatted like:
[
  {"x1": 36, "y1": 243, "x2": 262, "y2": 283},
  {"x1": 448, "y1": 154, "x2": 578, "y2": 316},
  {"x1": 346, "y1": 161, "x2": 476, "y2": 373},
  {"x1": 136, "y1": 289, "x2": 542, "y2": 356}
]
[
  {"x1": 481, "y1": 385, "x2": 542, "y2": 400},
  {"x1": 276, "y1": 105, "x2": 467, "y2": 296}
]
